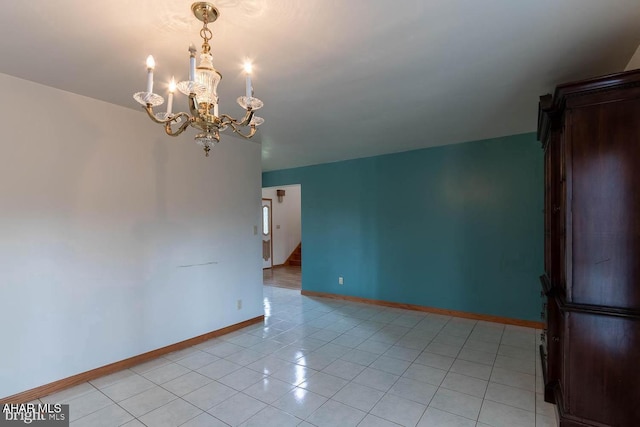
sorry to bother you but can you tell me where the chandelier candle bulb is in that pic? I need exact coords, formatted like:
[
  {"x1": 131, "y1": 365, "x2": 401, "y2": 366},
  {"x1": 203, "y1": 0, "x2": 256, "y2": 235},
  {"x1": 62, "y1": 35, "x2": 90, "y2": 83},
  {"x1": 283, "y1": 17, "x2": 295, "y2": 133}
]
[
  {"x1": 244, "y1": 62, "x2": 253, "y2": 99},
  {"x1": 245, "y1": 75, "x2": 252, "y2": 98},
  {"x1": 167, "y1": 77, "x2": 176, "y2": 115},
  {"x1": 189, "y1": 44, "x2": 197, "y2": 81},
  {"x1": 146, "y1": 55, "x2": 155, "y2": 93},
  {"x1": 214, "y1": 103, "x2": 219, "y2": 117}
]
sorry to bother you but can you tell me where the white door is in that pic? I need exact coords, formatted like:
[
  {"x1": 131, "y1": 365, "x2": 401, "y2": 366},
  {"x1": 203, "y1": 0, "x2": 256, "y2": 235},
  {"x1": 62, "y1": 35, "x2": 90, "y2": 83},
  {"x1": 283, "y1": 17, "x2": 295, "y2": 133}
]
[{"x1": 262, "y1": 198, "x2": 273, "y2": 269}]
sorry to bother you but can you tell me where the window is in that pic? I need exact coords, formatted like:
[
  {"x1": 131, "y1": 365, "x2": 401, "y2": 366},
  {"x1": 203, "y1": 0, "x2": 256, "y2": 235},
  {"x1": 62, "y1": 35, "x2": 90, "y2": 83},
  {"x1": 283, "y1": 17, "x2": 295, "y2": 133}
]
[{"x1": 262, "y1": 205, "x2": 270, "y2": 235}]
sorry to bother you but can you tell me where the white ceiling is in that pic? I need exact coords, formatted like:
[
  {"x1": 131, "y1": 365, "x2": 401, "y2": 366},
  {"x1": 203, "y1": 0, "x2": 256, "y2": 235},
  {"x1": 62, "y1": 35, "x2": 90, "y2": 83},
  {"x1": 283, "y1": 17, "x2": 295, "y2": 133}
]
[{"x1": 1, "y1": 1, "x2": 639, "y2": 171}]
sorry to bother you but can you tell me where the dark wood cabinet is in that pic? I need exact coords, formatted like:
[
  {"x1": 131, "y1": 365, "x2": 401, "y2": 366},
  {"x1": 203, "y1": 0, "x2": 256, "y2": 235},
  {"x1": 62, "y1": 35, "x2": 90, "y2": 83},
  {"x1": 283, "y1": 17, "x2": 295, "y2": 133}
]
[{"x1": 538, "y1": 70, "x2": 640, "y2": 427}]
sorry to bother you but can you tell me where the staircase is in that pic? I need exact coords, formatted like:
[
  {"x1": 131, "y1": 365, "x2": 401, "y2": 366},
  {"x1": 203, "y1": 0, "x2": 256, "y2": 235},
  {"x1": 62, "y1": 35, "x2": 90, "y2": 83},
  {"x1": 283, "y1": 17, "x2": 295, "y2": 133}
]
[{"x1": 286, "y1": 243, "x2": 302, "y2": 266}]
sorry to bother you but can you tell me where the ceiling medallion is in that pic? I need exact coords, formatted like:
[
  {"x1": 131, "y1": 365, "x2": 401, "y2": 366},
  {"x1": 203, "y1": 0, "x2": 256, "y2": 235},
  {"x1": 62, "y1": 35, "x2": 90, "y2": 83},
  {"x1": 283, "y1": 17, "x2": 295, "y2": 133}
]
[{"x1": 133, "y1": 2, "x2": 264, "y2": 157}]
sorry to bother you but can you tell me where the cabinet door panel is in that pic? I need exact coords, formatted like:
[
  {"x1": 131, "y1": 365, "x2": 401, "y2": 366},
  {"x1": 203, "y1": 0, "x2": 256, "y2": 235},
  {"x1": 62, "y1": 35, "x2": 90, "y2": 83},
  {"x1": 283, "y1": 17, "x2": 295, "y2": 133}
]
[
  {"x1": 569, "y1": 98, "x2": 640, "y2": 309},
  {"x1": 566, "y1": 313, "x2": 640, "y2": 425}
]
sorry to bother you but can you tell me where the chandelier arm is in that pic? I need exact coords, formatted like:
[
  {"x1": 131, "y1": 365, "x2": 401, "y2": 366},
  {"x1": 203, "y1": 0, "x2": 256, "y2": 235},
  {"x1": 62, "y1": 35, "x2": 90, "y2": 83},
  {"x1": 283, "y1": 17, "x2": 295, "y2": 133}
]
[
  {"x1": 237, "y1": 109, "x2": 254, "y2": 127},
  {"x1": 219, "y1": 114, "x2": 232, "y2": 126},
  {"x1": 143, "y1": 105, "x2": 191, "y2": 125},
  {"x1": 219, "y1": 109, "x2": 254, "y2": 127},
  {"x1": 164, "y1": 117, "x2": 194, "y2": 137},
  {"x1": 229, "y1": 124, "x2": 257, "y2": 139}
]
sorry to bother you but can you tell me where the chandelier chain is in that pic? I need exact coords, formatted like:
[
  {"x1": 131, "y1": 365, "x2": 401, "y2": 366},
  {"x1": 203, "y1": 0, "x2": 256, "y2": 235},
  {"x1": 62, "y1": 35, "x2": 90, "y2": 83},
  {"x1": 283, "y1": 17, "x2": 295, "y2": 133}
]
[
  {"x1": 200, "y1": 21, "x2": 212, "y2": 54},
  {"x1": 200, "y1": 24, "x2": 212, "y2": 44}
]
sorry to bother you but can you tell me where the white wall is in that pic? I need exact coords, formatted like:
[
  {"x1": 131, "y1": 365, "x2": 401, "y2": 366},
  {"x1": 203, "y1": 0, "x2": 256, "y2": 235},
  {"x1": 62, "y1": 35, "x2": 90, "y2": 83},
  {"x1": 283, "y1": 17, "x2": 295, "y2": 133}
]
[
  {"x1": 262, "y1": 185, "x2": 301, "y2": 265},
  {"x1": 0, "y1": 73, "x2": 263, "y2": 398}
]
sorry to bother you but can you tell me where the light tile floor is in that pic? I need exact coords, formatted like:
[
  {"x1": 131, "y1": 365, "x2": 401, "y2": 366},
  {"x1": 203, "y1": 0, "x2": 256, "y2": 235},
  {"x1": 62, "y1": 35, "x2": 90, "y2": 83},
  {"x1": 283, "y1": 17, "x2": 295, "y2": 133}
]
[{"x1": 35, "y1": 287, "x2": 558, "y2": 427}]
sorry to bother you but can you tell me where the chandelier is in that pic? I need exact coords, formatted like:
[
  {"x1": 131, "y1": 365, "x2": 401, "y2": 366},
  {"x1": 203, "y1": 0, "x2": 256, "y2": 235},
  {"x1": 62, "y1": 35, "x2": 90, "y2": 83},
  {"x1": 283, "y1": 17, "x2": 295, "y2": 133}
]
[{"x1": 133, "y1": 2, "x2": 264, "y2": 157}]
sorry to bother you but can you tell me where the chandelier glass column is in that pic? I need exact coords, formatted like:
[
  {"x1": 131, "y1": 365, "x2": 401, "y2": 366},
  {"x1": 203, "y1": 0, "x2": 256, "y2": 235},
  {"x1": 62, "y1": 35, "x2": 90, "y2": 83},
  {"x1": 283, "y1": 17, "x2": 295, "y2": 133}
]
[{"x1": 133, "y1": 2, "x2": 264, "y2": 157}]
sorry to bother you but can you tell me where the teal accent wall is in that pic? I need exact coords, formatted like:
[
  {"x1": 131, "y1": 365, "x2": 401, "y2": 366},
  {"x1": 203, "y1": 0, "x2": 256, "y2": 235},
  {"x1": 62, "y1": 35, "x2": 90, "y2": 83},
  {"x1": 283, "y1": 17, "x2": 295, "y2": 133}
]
[{"x1": 263, "y1": 133, "x2": 543, "y2": 321}]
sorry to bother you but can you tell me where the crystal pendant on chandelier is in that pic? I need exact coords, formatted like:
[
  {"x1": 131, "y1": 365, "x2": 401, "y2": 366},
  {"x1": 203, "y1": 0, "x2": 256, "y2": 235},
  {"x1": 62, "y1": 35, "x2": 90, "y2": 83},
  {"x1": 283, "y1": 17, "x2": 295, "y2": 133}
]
[
  {"x1": 133, "y1": 2, "x2": 264, "y2": 157},
  {"x1": 195, "y1": 132, "x2": 219, "y2": 157}
]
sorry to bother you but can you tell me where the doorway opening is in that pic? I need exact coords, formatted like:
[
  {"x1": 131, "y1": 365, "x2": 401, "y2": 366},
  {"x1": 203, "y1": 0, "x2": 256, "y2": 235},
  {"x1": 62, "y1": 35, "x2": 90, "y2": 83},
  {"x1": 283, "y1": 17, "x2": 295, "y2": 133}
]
[{"x1": 261, "y1": 184, "x2": 301, "y2": 290}]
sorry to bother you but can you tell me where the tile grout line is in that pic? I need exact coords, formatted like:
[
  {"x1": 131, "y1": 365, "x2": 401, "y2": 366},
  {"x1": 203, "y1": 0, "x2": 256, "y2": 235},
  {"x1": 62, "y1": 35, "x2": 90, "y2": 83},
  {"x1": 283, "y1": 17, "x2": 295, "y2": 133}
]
[{"x1": 478, "y1": 322, "x2": 505, "y2": 426}]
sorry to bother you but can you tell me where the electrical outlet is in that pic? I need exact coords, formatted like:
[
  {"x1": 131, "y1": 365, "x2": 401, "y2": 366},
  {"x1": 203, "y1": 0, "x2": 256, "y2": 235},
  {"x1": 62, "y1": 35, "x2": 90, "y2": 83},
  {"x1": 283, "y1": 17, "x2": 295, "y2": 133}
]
[
  {"x1": 338, "y1": 277, "x2": 344, "y2": 285},
  {"x1": 237, "y1": 299, "x2": 242, "y2": 310}
]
